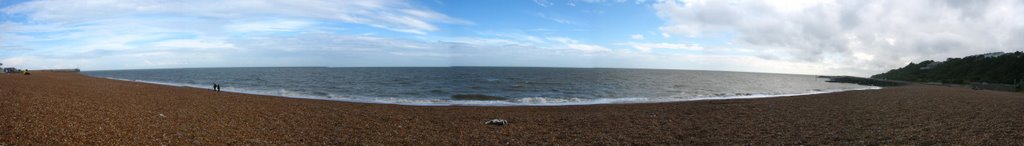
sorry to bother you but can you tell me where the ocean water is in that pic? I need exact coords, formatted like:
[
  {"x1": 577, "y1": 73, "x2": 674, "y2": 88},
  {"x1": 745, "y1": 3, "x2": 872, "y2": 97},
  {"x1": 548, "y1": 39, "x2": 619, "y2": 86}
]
[{"x1": 83, "y1": 67, "x2": 878, "y2": 106}]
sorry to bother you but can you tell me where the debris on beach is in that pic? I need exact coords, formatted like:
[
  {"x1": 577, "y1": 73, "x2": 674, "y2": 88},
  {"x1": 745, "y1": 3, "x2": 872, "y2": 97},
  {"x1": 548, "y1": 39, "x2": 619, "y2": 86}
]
[{"x1": 485, "y1": 119, "x2": 508, "y2": 126}]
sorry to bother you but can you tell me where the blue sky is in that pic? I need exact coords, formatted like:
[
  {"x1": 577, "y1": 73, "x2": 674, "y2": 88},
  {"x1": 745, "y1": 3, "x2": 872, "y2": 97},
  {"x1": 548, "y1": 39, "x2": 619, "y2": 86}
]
[{"x1": 2, "y1": 0, "x2": 1024, "y2": 76}]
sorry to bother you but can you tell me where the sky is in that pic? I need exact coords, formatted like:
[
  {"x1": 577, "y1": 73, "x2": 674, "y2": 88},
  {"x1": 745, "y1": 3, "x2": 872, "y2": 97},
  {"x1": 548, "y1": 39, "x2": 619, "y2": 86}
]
[{"x1": 1, "y1": 0, "x2": 1023, "y2": 77}]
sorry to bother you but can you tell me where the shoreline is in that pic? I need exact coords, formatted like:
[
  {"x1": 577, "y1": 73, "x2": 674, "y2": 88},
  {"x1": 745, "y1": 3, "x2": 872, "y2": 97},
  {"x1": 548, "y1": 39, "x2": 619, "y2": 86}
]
[
  {"x1": 91, "y1": 75, "x2": 881, "y2": 106},
  {"x1": 2, "y1": 72, "x2": 1023, "y2": 144}
]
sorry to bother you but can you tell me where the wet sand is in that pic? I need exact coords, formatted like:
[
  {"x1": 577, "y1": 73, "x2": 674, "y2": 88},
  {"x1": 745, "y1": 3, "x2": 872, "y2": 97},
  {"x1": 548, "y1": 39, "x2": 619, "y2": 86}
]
[{"x1": 1, "y1": 72, "x2": 1023, "y2": 145}]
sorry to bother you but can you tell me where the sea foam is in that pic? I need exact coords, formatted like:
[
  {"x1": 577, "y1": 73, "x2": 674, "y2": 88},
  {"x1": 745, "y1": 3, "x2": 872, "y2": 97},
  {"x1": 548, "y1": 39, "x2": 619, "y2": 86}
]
[{"x1": 85, "y1": 67, "x2": 883, "y2": 106}]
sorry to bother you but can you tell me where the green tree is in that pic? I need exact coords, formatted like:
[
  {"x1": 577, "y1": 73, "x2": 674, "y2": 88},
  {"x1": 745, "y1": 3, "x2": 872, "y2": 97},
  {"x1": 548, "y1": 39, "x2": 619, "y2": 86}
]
[{"x1": 872, "y1": 51, "x2": 1024, "y2": 85}]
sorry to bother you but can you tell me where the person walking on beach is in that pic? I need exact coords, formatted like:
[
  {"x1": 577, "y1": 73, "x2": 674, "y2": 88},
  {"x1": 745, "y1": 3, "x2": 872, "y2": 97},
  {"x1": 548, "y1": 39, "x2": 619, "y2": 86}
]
[{"x1": 213, "y1": 83, "x2": 221, "y2": 92}]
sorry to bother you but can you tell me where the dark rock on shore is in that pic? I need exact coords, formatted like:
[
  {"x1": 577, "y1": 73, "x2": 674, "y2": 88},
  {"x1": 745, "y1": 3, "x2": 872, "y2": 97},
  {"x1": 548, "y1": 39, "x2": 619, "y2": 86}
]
[{"x1": 820, "y1": 76, "x2": 907, "y2": 87}]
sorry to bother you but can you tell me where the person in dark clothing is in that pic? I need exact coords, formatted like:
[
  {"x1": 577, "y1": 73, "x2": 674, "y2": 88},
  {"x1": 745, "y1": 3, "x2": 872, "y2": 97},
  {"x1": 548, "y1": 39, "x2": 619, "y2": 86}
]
[{"x1": 213, "y1": 83, "x2": 221, "y2": 92}]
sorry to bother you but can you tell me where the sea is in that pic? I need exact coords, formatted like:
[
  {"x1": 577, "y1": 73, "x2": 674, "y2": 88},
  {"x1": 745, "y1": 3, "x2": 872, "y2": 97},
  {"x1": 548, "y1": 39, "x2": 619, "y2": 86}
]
[{"x1": 82, "y1": 67, "x2": 879, "y2": 106}]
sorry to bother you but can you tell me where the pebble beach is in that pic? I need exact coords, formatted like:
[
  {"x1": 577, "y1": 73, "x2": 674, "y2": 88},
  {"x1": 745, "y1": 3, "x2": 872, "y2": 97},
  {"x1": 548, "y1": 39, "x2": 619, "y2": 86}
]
[{"x1": 1, "y1": 72, "x2": 1023, "y2": 145}]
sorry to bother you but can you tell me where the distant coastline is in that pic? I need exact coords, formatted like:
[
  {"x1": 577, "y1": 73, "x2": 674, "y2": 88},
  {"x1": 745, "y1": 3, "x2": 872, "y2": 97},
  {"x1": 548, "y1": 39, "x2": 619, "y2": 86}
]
[{"x1": 872, "y1": 51, "x2": 1024, "y2": 92}]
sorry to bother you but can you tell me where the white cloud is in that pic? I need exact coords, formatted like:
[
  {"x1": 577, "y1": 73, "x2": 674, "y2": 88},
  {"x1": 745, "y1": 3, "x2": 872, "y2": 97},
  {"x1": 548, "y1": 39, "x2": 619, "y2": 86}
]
[
  {"x1": 225, "y1": 20, "x2": 314, "y2": 32},
  {"x1": 472, "y1": 31, "x2": 550, "y2": 46},
  {"x1": 3, "y1": 0, "x2": 468, "y2": 34},
  {"x1": 546, "y1": 37, "x2": 578, "y2": 44},
  {"x1": 653, "y1": 0, "x2": 1024, "y2": 76},
  {"x1": 0, "y1": 0, "x2": 477, "y2": 70},
  {"x1": 153, "y1": 39, "x2": 236, "y2": 49},
  {"x1": 624, "y1": 42, "x2": 703, "y2": 53},
  {"x1": 630, "y1": 34, "x2": 645, "y2": 40},
  {"x1": 543, "y1": 37, "x2": 612, "y2": 54},
  {"x1": 390, "y1": 52, "x2": 454, "y2": 57},
  {"x1": 534, "y1": 0, "x2": 555, "y2": 7},
  {"x1": 7, "y1": 0, "x2": 1016, "y2": 77},
  {"x1": 565, "y1": 43, "x2": 612, "y2": 53},
  {"x1": 522, "y1": 36, "x2": 545, "y2": 44},
  {"x1": 447, "y1": 37, "x2": 526, "y2": 46},
  {"x1": 536, "y1": 13, "x2": 576, "y2": 25}
]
